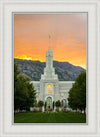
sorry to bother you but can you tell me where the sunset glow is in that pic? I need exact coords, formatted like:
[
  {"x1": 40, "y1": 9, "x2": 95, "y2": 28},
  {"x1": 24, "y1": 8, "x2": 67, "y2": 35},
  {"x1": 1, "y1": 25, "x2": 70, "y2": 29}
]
[
  {"x1": 15, "y1": 55, "x2": 45, "y2": 62},
  {"x1": 14, "y1": 14, "x2": 87, "y2": 69}
]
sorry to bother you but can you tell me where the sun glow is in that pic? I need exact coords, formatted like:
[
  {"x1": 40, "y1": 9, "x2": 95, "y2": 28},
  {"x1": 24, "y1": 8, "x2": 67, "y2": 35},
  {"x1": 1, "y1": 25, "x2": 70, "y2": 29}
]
[
  {"x1": 14, "y1": 55, "x2": 86, "y2": 69},
  {"x1": 14, "y1": 55, "x2": 45, "y2": 62}
]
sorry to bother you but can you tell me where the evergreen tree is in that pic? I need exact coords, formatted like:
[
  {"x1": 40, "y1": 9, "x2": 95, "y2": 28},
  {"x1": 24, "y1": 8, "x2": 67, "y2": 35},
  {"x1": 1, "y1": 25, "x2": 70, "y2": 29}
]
[
  {"x1": 14, "y1": 64, "x2": 36, "y2": 111},
  {"x1": 68, "y1": 71, "x2": 86, "y2": 113}
]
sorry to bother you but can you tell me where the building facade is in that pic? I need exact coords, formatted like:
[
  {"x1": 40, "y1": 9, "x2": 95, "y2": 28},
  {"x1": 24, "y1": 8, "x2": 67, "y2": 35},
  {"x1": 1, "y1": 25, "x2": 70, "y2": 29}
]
[{"x1": 31, "y1": 35, "x2": 74, "y2": 109}]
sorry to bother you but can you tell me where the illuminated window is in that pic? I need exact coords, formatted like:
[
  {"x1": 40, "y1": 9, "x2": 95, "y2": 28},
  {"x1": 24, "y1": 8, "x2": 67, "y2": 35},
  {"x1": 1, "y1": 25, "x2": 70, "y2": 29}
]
[{"x1": 47, "y1": 84, "x2": 52, "y2": 94}]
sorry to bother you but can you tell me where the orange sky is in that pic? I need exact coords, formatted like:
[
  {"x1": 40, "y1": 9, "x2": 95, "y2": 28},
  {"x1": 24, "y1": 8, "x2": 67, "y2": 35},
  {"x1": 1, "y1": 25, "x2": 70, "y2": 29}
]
[{"x1": 14, "y1": 13, "x2": 87, "y2": 69}]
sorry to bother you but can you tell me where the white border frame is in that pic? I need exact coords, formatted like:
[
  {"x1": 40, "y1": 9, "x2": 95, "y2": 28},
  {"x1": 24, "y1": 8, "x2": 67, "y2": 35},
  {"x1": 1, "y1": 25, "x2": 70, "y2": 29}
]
[{"x1": 0, "y1": 0, "x2": 100, "y2": 137}]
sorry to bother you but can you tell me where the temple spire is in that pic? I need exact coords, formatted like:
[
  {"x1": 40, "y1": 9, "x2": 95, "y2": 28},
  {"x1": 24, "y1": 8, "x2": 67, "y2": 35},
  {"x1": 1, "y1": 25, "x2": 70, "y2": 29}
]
[{"x1": 49, "y1": 32, "x2": 51, "y2": 50}]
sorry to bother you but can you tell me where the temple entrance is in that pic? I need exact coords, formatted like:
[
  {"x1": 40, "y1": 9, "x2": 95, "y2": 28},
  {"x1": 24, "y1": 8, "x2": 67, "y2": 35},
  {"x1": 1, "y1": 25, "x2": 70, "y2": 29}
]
[
  {"x1": 46, "y1": 97, "x2": 52, "y2": 109},
  {"x1": 62, "y1": 99, "x2": 66, "y2": 108}
]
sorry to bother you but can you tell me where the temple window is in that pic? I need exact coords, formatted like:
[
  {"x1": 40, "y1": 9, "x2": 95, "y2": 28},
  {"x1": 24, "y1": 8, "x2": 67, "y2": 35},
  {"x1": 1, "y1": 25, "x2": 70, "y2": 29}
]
[{"x1": 47, "y1": 84, "x2": 52, "y2": 94}]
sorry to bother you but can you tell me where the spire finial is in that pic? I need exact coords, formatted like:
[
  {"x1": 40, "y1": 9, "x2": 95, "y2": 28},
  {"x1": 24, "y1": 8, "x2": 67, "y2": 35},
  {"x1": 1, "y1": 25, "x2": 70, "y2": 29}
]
[
  {"x1": 49, "y1": 32, "x2": 51, "y2": 50},
  {"x1": 49, "y1": 32, "x2": 51, "y2": 38}
]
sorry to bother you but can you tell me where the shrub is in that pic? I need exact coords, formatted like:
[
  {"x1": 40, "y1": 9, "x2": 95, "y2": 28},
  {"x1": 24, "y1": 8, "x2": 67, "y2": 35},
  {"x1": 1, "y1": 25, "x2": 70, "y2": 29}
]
[
  {"x1": 38, "y1": 100, "x2": 44, "y2": 107},
  {"x1": 55, "y1": 100, "x2": 61, "y2": 107},
  {"x1": 56, "y1": 108, "x2": 59, "y2": 112},
  {"x1": 39, "y1": 108, "x2": 42, "y2": 112}
]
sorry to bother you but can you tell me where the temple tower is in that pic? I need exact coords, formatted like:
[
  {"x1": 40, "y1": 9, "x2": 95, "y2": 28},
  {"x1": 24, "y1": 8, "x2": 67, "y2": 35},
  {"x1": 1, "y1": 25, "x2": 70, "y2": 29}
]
[{"x1": 41, "y1": 33, "x2": 58, "y2": 80}]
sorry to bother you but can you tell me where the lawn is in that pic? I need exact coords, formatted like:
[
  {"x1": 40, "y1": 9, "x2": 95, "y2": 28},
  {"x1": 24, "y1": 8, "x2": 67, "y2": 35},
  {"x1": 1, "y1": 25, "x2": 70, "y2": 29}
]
[{"x1": 14, "y1": 112, "x2": 86, "y2": 123}]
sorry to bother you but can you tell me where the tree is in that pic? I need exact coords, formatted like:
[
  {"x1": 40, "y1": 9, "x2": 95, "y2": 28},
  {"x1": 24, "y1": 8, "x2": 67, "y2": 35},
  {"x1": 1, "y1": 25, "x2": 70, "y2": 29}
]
[
  {"x1": 25, "y1": 79, "x2": 36, "y2": 110},
  {"x1": 55, "y1": 100, "x2": 61, "y2": 107},
  {"x1": 14, "y1": 63, "x2": 36, "y2": 111},
  {"x1": 68, "y1": 71, "x2": 86, "y2": 113},
  {"x1": 38, "y1": 100, "x2": 44, "y2": 108},
  {"x1": 14, "y1": 63, "x2": 19, "y2": 82}
]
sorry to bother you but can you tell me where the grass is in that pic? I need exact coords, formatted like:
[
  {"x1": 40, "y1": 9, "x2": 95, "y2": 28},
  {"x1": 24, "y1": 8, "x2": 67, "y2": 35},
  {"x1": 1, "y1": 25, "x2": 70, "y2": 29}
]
[{"x1": 14, "y1": 112, "x2": 86, "y2": 123}]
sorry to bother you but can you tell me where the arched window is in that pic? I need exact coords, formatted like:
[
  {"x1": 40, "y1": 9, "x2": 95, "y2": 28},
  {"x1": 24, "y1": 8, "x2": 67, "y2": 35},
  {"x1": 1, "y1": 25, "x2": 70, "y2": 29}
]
[
  {"x1": 62, "y1": 99, "x2": 66, "y2": 107},
  {"x1": 47, "y1": 84, "x2": 52, "y2": 94}
]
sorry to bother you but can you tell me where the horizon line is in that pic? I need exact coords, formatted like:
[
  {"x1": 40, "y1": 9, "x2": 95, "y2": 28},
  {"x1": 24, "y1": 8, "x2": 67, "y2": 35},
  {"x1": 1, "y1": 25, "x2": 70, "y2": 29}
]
[{"x1": 14, "y1": 57, "x2": 86, "y2": 69}]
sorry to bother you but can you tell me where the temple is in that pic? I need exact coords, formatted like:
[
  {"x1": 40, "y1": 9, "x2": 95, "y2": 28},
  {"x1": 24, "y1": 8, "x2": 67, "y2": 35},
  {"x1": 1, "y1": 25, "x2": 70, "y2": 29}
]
[{"x1": 31, "y1": 34, "x2": 74, "y2": 109}]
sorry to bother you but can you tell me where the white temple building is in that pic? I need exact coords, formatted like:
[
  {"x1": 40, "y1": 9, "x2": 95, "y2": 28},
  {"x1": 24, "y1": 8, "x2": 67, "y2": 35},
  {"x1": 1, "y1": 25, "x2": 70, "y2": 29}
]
[{"x1": 31, "y1": 34, "x2": 74, "y2": 109}]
